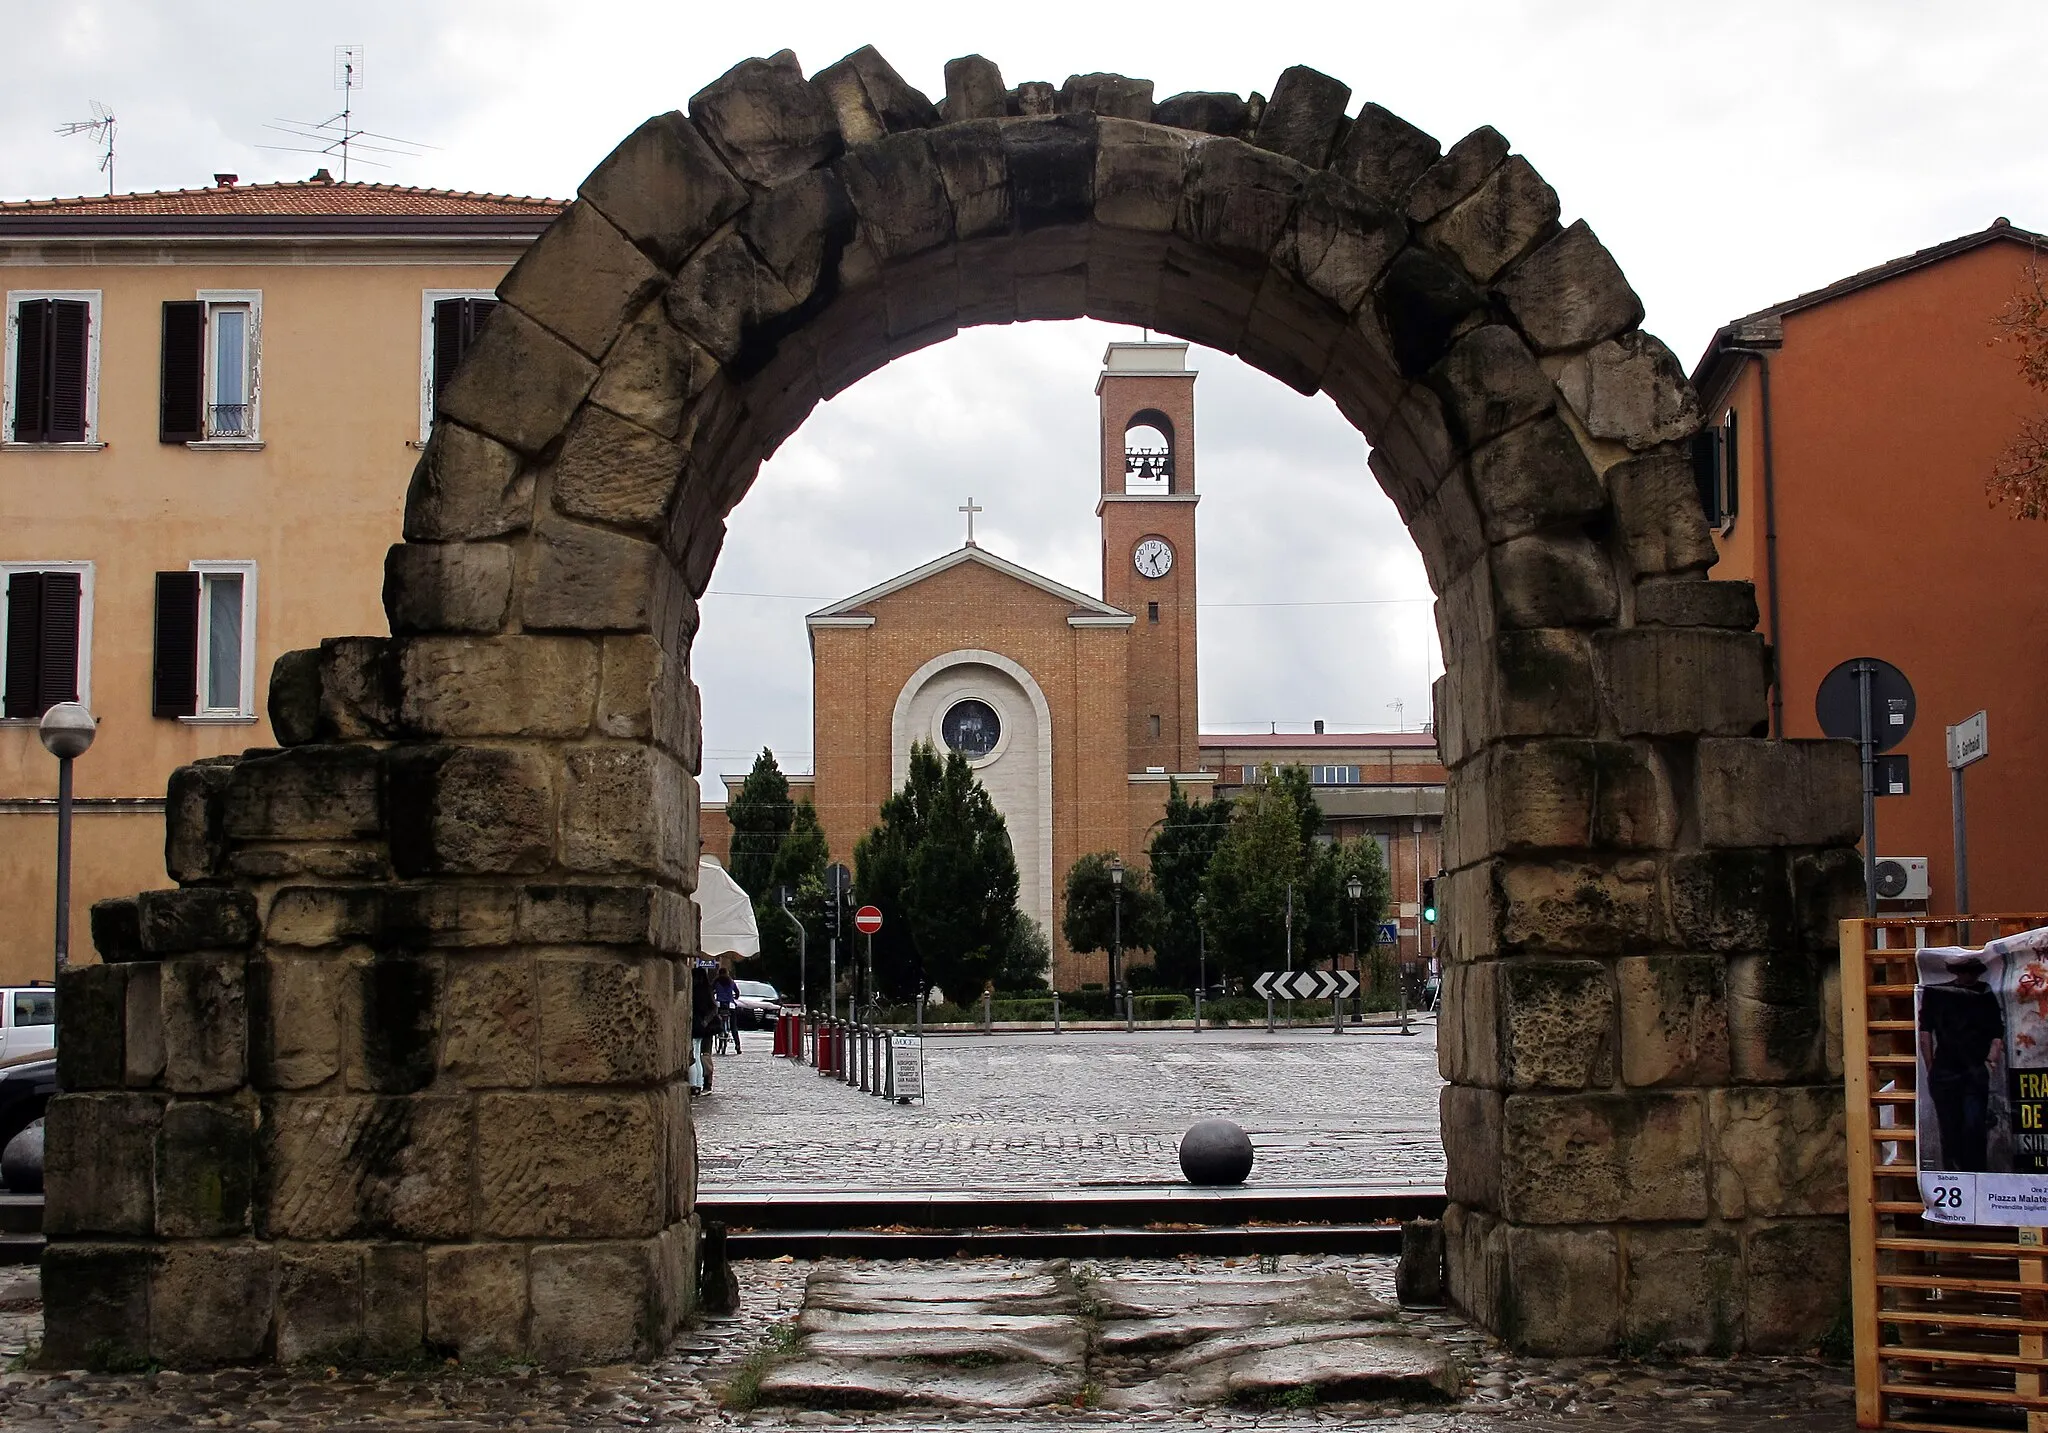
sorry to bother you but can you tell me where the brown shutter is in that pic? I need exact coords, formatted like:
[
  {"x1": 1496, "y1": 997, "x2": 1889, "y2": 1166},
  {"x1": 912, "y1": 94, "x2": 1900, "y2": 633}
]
[
  {"x1": 37, "y1": 571, "x2": 81, "y2": 708},
  {"x1": 430, "y1": 297, "x2": 500, "y2": 417},
  {"x1": 153, "y1": 571, "x2": 201, "y2": 717},
  {"x1": 3, "y1": 572, "x2": 44, "y2": 718},
  {"x1": 160, "y1": 301, "x2": 206, "y2": 443},
  {"x1": 46, "y1": 300, "x2": 90, "y2": 443},
  {"x1": 11, "y1": 300, "x2": 48, "y2": 443}
]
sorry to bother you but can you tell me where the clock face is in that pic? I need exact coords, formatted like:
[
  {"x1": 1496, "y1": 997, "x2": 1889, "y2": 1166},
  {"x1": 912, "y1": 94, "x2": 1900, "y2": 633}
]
[{"x1": 1133, "y1": 537, "x2": 1174, "y2": 579}]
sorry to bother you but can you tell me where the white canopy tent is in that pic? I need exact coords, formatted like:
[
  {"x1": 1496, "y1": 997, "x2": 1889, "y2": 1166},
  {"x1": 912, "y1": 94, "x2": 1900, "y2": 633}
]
[{"x1": 692, "y1": 855, "x2": 760, "y2": 960}]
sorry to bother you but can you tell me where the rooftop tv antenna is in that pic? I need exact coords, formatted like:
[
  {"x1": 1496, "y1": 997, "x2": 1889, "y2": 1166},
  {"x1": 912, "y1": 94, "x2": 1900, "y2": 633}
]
[
  {"x1": 259, "y1": 45, "x2": 435, "y2": 180},
  {"x1": 56, "y1": 102, "x2": 117, "y2": 195}
]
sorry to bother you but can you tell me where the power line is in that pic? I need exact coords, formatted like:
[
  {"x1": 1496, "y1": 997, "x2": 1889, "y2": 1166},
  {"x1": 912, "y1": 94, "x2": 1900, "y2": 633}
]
[{"x1": 704, "y1": 588, "x2": 1431, "y2": 609}]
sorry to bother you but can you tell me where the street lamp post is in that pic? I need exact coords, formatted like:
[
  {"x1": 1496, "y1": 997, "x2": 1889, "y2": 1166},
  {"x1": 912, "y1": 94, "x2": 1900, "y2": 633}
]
[
  {"x1": 1195, "y1": 893, "x2": 1207, "y2": 1034},
  {"x1": 1109, "y1": 857, "x2": 1128, "y2": 1031},
  {"x1": 777, "y1": 886, "x2": 806, "y2": 1014},
  {"x1": 39, "y1": 702, "x2": 97, "y2": 977},
  {"x1": 1345, "y1": 874, "x2": 1363, "y2": 1030}
]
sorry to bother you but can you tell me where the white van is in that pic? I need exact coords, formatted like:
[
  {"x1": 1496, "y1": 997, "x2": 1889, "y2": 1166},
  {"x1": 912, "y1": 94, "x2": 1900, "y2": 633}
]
[{"x1": 0, "y1": 987, "x2": 55, "y2": 1061}]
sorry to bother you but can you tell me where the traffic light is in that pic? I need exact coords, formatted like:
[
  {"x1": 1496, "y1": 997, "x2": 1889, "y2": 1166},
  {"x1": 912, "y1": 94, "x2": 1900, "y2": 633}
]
[{"x1": 1421, "y1": 876, "x2": 1439, "y2": 924}]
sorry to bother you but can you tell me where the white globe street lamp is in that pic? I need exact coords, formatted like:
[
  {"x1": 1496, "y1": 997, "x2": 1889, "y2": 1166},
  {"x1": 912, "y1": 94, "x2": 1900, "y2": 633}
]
[{"x1": 38, "y1": 702, "x2": 97, "y2": 974}]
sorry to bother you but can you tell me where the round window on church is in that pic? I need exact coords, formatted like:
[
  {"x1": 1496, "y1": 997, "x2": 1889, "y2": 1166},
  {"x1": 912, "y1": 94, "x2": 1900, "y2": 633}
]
[{"x1": 941, "y1": 699, "x2": 1002, "y2": 759}]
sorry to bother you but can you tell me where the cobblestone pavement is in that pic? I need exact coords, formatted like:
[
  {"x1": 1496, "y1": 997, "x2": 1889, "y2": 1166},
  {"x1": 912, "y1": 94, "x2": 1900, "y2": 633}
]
[
  {"x1": 695, "y1": 1025, "x2": 1447, "y2": 1191},
  {"x1": 0, "y1": 1255, "x2": 1854, "y2": 1431}
]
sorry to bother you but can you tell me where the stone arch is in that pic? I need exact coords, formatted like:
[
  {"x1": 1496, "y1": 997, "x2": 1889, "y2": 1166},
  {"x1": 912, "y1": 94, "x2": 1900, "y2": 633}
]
[{"x1": 46, "y1": 47, "x2": 1865, "y2": 1368}]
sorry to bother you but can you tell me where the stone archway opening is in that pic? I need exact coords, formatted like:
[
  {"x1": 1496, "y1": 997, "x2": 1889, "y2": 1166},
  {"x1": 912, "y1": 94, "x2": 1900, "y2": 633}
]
[{"x1": 45, "y1": 47, "x2": 1864, "y2": 1369}]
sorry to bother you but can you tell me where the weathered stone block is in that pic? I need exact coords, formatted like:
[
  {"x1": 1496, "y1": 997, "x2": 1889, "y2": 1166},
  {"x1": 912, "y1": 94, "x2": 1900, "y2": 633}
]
[
  {"x1": 1428, "y1": 155, "x2": 1558, "y2": 286},
  {"x1": 1745, "y1": 1220, "x2": 1849, "y2": 1353},
  {"x1": 1449, "y1": 739, "x2": 1672, "y2": 864},
  {"x1": 1498, "y1": 215, "x2": 1644, "y2": 353},
  {"x1": 1486, "y1": 857, "x2": 1659, "y2": 956},
  {"x1": 1491, "y1": 531, "x2": 1618, "y2": 629},
  {"x1": 1607, "y1": 445, "x2": 1719, "y2": 575},
  {"x1": 1330, "y1": 102, "x2": 1440, "y2": 206},
  {"x1": 552, "y1": 408, "x2": 685, "y2": 544},
  {"x1": 277, "y1": 1245, "x2": 363, "y2": 1363},
  {"x1": 1499, "y1": 960, "x2": 1615, "y2": 1091},
  {"x1": 346, "y1": 954, "x2": 443, "y2": 1096},
  {"x1": 1711, "y1": 1085, "x2": 1847, "y2": 1218},
  {"x1": 499, "y1": 200, "x2": 666, "y2": 361},
  {"x1": 1152, "y1": 90, "x2": 1249, "y2": 136},
  {"x1": 382, "y1": 541, "x2": 513, "y2": 635},
  {"x1": 125, "y1": 961, "x2": 164, "y2": 1087},
  {"x1": 402, "y1": 421, "x2": 535, "y2": 543},
  {"x1": 1552, "y1": 331, "x2": 1697, "y2": 449},
  {"x1": 517, "y1": 883, "x2": 673, "y2": 946},
  {"x1": 1634, "y1": 577, "x2": 1758, "y2": 629},
  {"x1": 364, "y1": 1243, "x2": 427, "y2": 1357},
  {"x1": 837, "y1": 130, "x2": 953, "y2": 265},
  {"x1": 689, "y1": 49, "x2": 841, "y2": 187},
  {"x1": 478, "y1": 1091, "x2": 663, "y2": 1238},
  {"x1": 40, "y1": 1243, "x2": 153, "y2": 1367},
  {"x1": 90, "y1": 894, "x2": 145, "y2": 963},
  {"x1": 157, "y1": 1100, "x2": 255, "y2": 1237},
  {"x1": 530, "y1": 1241, "x2": 661, "y2": 1366},
  {"x1": 1003, "y1": 114, "x2": 1097, "y2": 232},
  {"x1": 386, "y1": 745, "x2": 555, "y2": 878},
  {"x1": 1428, "y1": 325, "x2": 1557, "y2": 452},
  {"x1": 943, "y1": 55, "x2": 1006, "y2": 121},
  {"x1": 1669, "y1": 849, "x2": 1796, "y2": 953},
  {"x1": 1249, "y1": 65, "x2": 1348, "y2": 168},
  {"x1": 425, "y1": 1246, "x2": 529, "y2": 1360},
  {"x1": 248, "y1": 956, "x2": 342, "y2": 1090},
  {"x1": 1438, "y1": 960, "x2": 1499, "y2": 1087},
  {"x1": 1596, "y1": 628, "x2": 1769, "y2": 737},
  {"x1": 1502, "y1": 1091, "x2": 1707, "y2": 1224},
  {"x1": 1278, "y1": 170, "x2": 1405, "y2": 317},
  {"x1": 1093, "y1": 118, "x2": 1192, "y2": 235},
  {"x1": 1697, "y1": 738, "x2": 1861, "y2": 848},
  {"x1": 1179, "y1": 136, "x2": 1306, "y2": 262},
  {"x1": 1728, "y1": 951, "x2": 1829, "y2": 1083},
  {"x1": 224, "y1": 746, "x2": 383, "y2": 843},
  {"x1": 1617, "y1": 955, "x2": 1730, "y2": 1087},
  {"x1": 813, "y1": 45, "x2": 939, "y2": 145},
  {"x1": 1405, "y1": 125, "x2": 1508, "y2": 224},
  {"x1": 1438, "y1": 629, "x2": 1601, "y2": 766},
  {"x1": 578, "y1": 110, "x2": 747, "y2": 271},
  {"x1": 538, "y1": 955, "x2": 671, "y2": 1084},
  {"x1": 1796, "y1": 848, "x2": 1866, "y2": 953},
  {"x1": 56, "y1": 962, "x2": 127, "y2": 1091},
  {"x1": 260, "y1": 1095, "x2": 474, "y2": 1240},
  {"x1": 1623, "y1": 1226, "x2": 1742, "y2": 1355},
  {"x1": 1503, "y1": 1225, "x2": 1618, "y2": 1356},
  {"x1": 397, "y1": 635, "x2": 599, "y2": 739},
  {"x1": 162, "y1": 954, "x2": 246, "y2": 1094},
  {"x1": 265, "y1": 883, "x2": 519, "y2": 951},
  {"x1": 137, "y1": 887, "x2": 258, "y2": 955},
  {"x1": 436, "y1": 304, "x2": 597, "y2": 458},
  {"x1": 521, "y1": 518, "x2": 660, "y2": 632},
  {"x1": 1058, "y1": 72, "x2": 1153, "y2": 122},
  {"x1": 1441, "y1": 1083, "x2": 1503, "y2": 1212},
  {"x1": 1442, "y1": 1202, "x2": 1505, "y2": 1338},
  {"x1": 560, "y1": 743, "x2": 693, "y2": 879},
  {"x1": 591, "y1": 309, "x2": 720, "y2": 442},
  {"x1": 930, "y1": 119, "x2": 1012, "y2": 239},
  {"x1": 1467, "y1": 414, "x2": 1605, "y2": 543},
  {"x1": 442, "y1": 956, "x2": 538, "y2": 1088},
  {"x1": 165, "y1": 759, "x2": 235, "y2": 884},
  {"x1": 1373, "y1": 246, "x2": 1485, "y2": 379},
  {"x1": 44, "y1": 1092, "x2": 161, "y2": 1235}
]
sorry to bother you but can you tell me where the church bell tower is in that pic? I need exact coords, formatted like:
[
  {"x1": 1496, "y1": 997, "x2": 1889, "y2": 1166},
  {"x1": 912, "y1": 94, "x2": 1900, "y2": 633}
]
[{"x1": 1098, "y1": 341, "x2": 1199, "y2": 775}]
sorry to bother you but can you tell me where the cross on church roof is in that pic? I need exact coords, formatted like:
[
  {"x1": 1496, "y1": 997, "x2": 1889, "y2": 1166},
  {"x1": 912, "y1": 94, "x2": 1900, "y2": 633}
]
[{"x1": 959, "y1": 497, "x2": 982, "y2": 547}]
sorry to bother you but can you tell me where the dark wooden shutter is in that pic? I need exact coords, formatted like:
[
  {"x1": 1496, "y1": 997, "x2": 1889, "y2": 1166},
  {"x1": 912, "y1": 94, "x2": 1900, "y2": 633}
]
[
  {"x1": 160, "y1": 301, "x2": 206, "y2": 443},
  {"x1": 46, "y1": 300, "x2": 90, "y2": 443},
  {"x1": 430, "y1": 297, "x2": 499, "y2": 416},
  {"x1": 3, "y1": 572, "x2": 44, "y2": 718},
  {"x1": 1721, "y1": 411, "x2": 1740, "y2": 521},
  {"x1": 11, "y1": 300, "x2": 48, "y2": 442},
  {"x1": 37, "y1": 571, "x2": 81, "y2": 708},
  {"x1": 153, "y1": 571, "x2": 201, "y2": 717},
  {"x1": 1692, "y1": 425, "x2": 1724, "y2": 527}
]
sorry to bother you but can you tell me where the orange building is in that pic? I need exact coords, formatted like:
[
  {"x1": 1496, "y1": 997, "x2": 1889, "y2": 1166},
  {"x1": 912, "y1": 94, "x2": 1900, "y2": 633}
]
[{"x1": 1692, "y1": 219, "x2": 2048, "y2": 915}]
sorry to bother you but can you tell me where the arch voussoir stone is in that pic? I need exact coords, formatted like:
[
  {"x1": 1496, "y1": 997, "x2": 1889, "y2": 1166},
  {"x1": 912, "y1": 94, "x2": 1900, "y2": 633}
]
[{"x1": 46, "y1": 49, "x2": 1864, "y2": 1370}]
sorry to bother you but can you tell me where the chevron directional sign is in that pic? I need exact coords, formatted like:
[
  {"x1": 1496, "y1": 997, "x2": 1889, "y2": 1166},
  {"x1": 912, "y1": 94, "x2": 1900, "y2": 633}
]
[{"x1": 1251, "y1": 970, "x2": 1360, "y2": 1000}]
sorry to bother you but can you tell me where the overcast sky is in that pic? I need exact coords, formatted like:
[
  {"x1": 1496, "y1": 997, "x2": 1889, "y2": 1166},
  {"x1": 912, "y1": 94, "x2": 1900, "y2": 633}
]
[{"x1": 8, "y1": 1, "x2": 2045, "y2": 794}]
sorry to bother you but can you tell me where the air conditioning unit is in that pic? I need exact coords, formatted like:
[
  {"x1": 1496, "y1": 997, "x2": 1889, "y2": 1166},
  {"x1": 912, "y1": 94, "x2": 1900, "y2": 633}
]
[{"x1": 1875, "y1": 857, "x2": 1930, "y2": 902}]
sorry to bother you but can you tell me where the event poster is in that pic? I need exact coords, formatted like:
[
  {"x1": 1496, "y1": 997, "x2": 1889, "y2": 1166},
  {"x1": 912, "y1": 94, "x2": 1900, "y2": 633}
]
[{"x1": 1917, "y1": 927, "x2": 2048, "y2": 1224}]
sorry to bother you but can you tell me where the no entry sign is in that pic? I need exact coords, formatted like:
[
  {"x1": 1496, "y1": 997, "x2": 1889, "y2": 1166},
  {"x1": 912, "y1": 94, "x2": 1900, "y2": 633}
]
[{"x1": 854, "y1": 905, "x2": 883, "y2": 935}]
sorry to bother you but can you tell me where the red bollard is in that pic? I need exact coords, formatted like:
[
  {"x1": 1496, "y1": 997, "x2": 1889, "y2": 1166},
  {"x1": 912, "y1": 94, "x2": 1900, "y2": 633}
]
[{"x1": 771, "y1": 1012, "x2": 786, "y2": 1058}]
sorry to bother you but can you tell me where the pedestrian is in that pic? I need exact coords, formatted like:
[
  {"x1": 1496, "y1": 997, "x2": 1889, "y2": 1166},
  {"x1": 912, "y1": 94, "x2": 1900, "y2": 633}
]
[
  {"x1": 691, "y1": 962, "x2": 720, "y2": 1095},
  {"x1": 715, "y1": 968, "x2": 742, "y2": 1055}
]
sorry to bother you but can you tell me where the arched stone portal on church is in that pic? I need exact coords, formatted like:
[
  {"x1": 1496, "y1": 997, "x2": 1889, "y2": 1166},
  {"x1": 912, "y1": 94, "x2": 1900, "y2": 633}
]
[{"x1": 44, "y1": 48, "x2": 1865, "y2": 1368}]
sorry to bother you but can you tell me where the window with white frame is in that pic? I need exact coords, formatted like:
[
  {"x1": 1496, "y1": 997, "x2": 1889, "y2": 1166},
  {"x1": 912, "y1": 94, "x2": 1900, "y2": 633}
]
[
  {"x1": 419, "y1": 291, "x2": 500, "y2": 441},
  {"x1": 4, "y1": 291, "x2": 102, "y2": 447},
  {"x1": 152, "y1": 561, "x2": 257, "y2": 719},
  {"x1": 1311, "y1": 765, "x2": 1361, "y2": 786},
  {"x1": 160, "y1": 293, "x2": 261, "y2": 443},
  {"x1": 1, "y1": 562, "x2": 93, "y2": 718}
]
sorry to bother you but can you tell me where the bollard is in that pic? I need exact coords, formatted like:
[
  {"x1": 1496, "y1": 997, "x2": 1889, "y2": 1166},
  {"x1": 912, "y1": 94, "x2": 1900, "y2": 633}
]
[
  {"x1": 1052, "y1": 989, "x2": 1062, "y2": 1034},
  {"x1": 1266, "y1": 995, "x2": 1275, "y2": 1034},
  {"x1": 1333, "y1": 993, "x2": 1343, "y2": 1036},
  {"x1": 858, "y1": 1026, "x2": 871, "y2": 1092},
  {"x1": 1194, "y1": 986, "x2": 1203, "y2": 1033},
  {"x1": 982, "y1": 988, "x2": 993, "y2": 1033},
  {"x1": 1125, "y1": 989, "x2": 1135, "y2": 1033},
  {"x1": 844, "y1": 1022, "x2": 858, "y2": 1086}
]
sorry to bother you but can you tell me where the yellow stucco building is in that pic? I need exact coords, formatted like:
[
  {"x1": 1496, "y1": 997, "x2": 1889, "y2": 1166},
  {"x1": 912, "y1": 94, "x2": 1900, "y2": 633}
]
[{"x1": 0, "y1": 176, "x2": 561, "y2": 986}]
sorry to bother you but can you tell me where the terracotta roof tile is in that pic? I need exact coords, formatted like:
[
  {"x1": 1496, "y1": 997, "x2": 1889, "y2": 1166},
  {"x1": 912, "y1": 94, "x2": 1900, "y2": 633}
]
[{"x1": 0, "y1": 179, "x2": 566, "y2": 217}]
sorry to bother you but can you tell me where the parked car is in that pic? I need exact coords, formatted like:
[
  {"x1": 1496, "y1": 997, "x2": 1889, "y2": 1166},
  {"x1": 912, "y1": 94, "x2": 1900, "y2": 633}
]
[
  {"x1": 0, "y1": 986, "x2": 54, "y2": 1062},
  {"x1": 732, "y1": 980, "x2": 782, "y2": 1030},
  {"x1": 0, "y1": 1052, "x2": 56, "y2": 1166}
]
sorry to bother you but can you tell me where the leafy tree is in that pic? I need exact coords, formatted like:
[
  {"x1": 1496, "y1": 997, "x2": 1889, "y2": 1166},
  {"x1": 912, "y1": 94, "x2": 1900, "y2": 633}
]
[
  {"x1": 1146, "y1": 781, "x2": 1234, "y2": 989},
  {"x1": 1201, "y1": 782, "x2": 1309, "y2": 979},
  {"x1": 1061, "y1": 851, "x2": 1164, "y2": 972},
  {"x1": 853, "y1": 741, "x2": 941, "y2": 1001},
  {"x1": 751, "y1": 800, "x2": 828, "y2": 998},
  {"x1": 726, "y1": 749, "x2": 792, "y2": 899},
  {"x1": 1990, "y1": 255, "x2": 2048, "y2": 519},
  {"x1": 997, "y1": 916, "x2": 1053, "y2": 991}
]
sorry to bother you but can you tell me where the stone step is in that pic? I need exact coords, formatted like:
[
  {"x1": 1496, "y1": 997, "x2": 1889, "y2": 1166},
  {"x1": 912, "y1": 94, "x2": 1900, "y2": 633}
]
[
  {"x1": 0, "y1": 1196, "x2": 41, "y2": 1236},
  {"x1": 728, "y1": 1222, "x2": 1405, "y2": 1260},
  {"x1": 703, "y1": 1183, "x2": 1444, "y2": 1232},
  {"x1": 0, "y1": 1233, "x2": 43, "y2": 1267}
]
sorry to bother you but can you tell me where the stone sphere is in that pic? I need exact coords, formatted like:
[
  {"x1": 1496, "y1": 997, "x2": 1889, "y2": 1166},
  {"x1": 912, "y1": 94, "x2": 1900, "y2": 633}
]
[
  {"x1": 1179, "y1": 1118, "x2": 1254, "y2": 1185},
  {"x1": 2, "y1": 1119, "x2": 43, "y2": 1195}
]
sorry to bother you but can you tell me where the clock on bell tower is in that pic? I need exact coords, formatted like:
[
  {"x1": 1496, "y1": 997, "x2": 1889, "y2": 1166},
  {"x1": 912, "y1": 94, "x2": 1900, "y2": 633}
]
[{"x1": 1097, "y1": 340, "x2": 1200, "y2": 775}]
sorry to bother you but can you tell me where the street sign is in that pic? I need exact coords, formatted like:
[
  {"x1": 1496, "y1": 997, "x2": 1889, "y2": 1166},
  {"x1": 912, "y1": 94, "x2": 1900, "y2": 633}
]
[
  {"x1": 1253, "y1": 970, "x2": 1360, "y2": 1000},
  {"x1": 854, "y1": 905, "x2": 883, "y2": 935},
  {"x1": 1876, "y1": 754, "x2": 1910, "y2": 797},
  {"x1": 1376, "y1": 921, "x2": 1400, "y2": 945},
  {"x1": 1817, "y1": 657, "x2": 1916, "y2": 752},
  {"x1": 1948, "y1": 711, "x2": 1989, "y2": 770}
]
